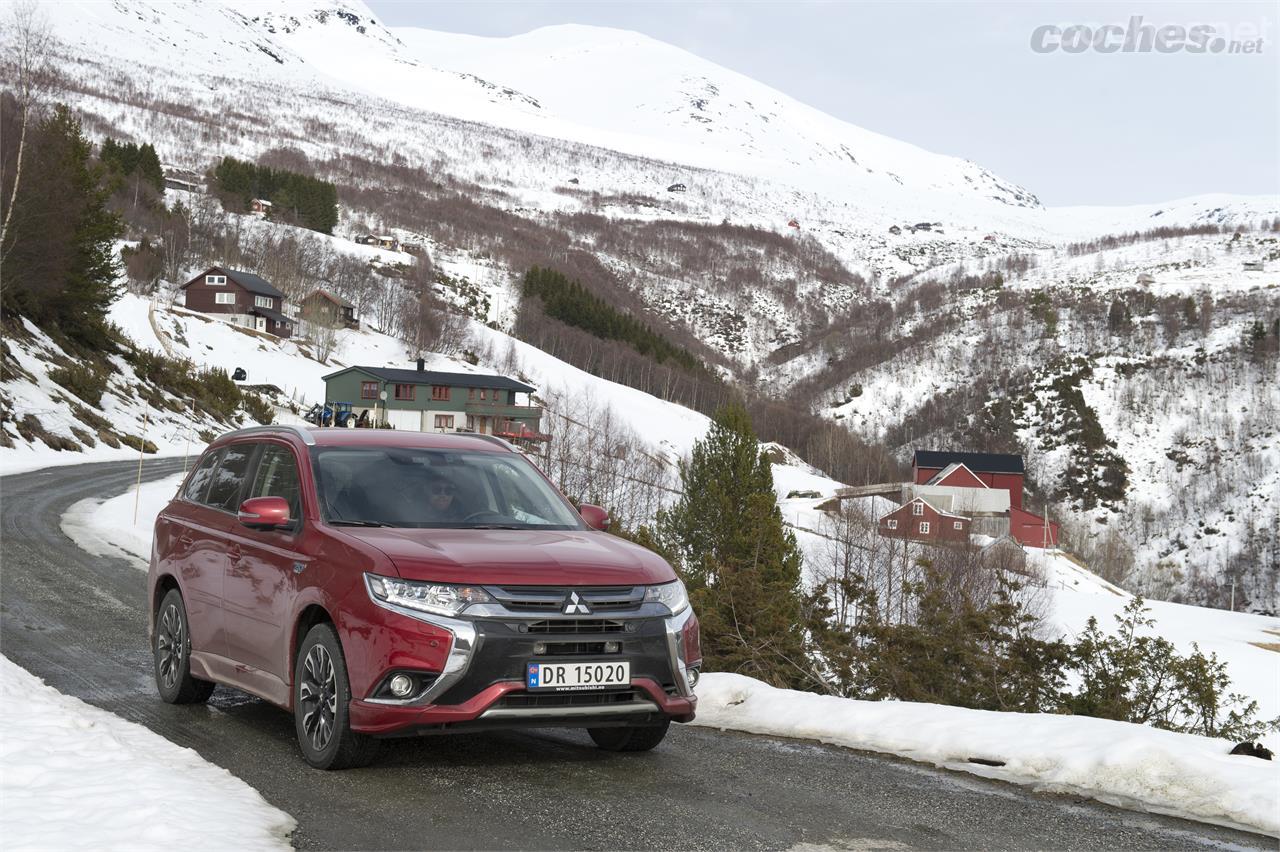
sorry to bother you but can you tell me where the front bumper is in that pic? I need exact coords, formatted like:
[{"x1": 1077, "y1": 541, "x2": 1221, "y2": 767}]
[{"x1": 349, "y1": 601, "x2": 699, "y2": 737}]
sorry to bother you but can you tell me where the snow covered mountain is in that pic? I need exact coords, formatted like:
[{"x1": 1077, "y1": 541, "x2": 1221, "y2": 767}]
[{"x1": 45, "y1": 0, "x2": 1039, "y2": 215}]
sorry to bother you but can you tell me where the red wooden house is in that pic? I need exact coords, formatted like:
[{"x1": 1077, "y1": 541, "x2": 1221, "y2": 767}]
[
  {"x1": 908, "y1": 450, "x2": 1059, "y2": 548},
  {"x1": 878, "y1": 497, "x2": 971, "y2": 544}
]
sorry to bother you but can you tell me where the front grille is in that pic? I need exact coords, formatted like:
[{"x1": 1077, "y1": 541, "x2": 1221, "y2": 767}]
[
  {"x1": 525, "y1": 619, "x2": 626, "y2": 634},
  {"x1": 497, "y1": 688, "x2": 641, "y2": 708},
  {"x1": 488, "y1": 586, "x2": 644, "y2": 614}
]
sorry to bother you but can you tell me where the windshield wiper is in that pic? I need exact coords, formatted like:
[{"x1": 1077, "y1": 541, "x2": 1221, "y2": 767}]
[
  {"x1": 467, "y1": 524, "x2": 526, "y2": 530},
  {"x1": 330, "y1": 520, "x2": 396, "y2": 528}
]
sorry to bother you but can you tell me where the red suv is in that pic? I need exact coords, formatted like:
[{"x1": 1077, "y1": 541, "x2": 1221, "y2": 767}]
[{"x1": 147, "y1": 426, "x2": 700, "y2": 769}]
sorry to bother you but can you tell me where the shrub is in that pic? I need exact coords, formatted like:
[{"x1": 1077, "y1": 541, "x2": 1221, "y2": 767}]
[
  {"x1": 49, "y1": 363, "x2": 108, "y2": 407},
  {"x1": 118, "y1": 433, "x2": 157, "y2": 453},
  {"x1": 241, "y1": 392, "x2": 274, "y2": 425},
  {"x1": 127, "y1": 351, "x2": 242, "y2": 422}
]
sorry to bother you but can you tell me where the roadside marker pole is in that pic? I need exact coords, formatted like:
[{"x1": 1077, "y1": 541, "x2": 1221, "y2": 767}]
[
  {"x1": 182, "y1": 396, "x2": 196, "y2": 473},
  {"x1": 134, "y1": 406, "x2": 149, "y2": 525}
]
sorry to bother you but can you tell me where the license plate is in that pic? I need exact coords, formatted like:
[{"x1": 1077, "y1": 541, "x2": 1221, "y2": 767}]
[{"x1": 526, "y1": 661, "x2": 630, "y2": 691}]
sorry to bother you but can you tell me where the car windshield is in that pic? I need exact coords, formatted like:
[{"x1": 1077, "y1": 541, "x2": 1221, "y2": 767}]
[{"x1": 312, "y1": 446, "x2": 584, "y2": 530}]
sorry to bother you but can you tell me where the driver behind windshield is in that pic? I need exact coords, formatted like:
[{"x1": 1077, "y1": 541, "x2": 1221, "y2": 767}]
[{"x1": 423, "y1": 473, "x2": 464, "y2": 521}]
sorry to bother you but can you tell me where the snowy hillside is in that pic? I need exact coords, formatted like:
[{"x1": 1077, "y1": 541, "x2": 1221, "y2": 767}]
[{"x1": 5, "y1": 0, "x2": 1277, "y2": 610}]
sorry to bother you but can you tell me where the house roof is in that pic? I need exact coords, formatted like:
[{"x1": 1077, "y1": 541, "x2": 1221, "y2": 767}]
[
  {"x1": 927, "y1": 462, "x2": 990, "y2": 488},
  {"x1": 878, "y1": 496, "x2": 969, "y2": 523},
  {"x1": 913, "y1": 450, "x2": 1024, "y2": 475},
  {"x1": 324, "y1": 366, "x2": 536, "y2": 394},
  {"x1": 181, "y1": 267, "x2": 284, "y2": 299},
  {"x1": 250, "y1": 305, "x2": 292, "y2": 325},
  {"x1": 305, "y1": 289, "x2": 354, "y2": 309}
]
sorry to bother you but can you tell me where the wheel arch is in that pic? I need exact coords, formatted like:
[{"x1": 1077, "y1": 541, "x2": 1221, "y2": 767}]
[
  {"x1": 152, "y1": 574, "x2": 181, "y2": 628},
  {"x1": 290, "y1": 603, "x2": 335, "y2": 703}
]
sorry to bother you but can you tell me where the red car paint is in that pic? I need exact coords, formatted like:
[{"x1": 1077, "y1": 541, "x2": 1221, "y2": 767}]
[{"x1": 147, "y1": 427, "x2": 700, "y2": 738}]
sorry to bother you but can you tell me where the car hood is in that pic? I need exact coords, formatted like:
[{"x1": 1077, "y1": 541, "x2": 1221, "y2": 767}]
[{"x1": 340, "y1": 527, "x2": 677, "y2": 586}]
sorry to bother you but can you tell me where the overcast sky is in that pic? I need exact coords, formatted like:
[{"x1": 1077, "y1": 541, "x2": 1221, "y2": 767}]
[{"x1": 365, "y1": 1, "x2": 1277, "y2": 207}]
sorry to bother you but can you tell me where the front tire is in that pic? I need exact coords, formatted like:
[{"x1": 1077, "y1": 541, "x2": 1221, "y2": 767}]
[
  {"x1": 293, "y1": 623, "x2": 379, "y2": 770},
  {"x1": 588, "y1": 719, "x2": 671, "y2": 752},
  {"x1": 153, "y1": 589, "x2": 215, "y2": 704}
]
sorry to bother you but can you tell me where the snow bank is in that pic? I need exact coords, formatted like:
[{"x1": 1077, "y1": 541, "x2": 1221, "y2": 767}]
[
  {"x1": 0, "y1": 656, "x2": 295, "y2": 851},
  {"x1": 60, "y1": 473, "x2": 186, "y2": 567},
  {"x1": 693, "y1": 672, "x2": 1279, "y2": 837}
]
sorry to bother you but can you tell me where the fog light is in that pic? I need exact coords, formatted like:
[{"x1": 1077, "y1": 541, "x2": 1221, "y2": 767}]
[
  {"x1": 686, "y1": 667, "x2": 700, "y2": 689},
  {"x1": 533, "y1": 642, "x2": 547, "y2": 655},
  {"x1": 389, "y1": 674, "x2": 414, "y2": 697},
  {"x1": 605, "y1": 641, "x2": 620, "y2": 653}
]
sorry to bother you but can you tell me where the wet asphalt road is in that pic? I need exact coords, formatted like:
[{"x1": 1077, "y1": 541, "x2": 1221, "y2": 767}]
[{"x1": 0, "y1": 458, "x2": 1273, "y2": 851}]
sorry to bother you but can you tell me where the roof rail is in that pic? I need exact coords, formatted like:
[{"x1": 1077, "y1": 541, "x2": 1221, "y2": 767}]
[
  {"x1": 462, "y1": 433, "x2": 518, "y2": 452},
  {"x1": 217, "y1": 424, "x2": 316, "y2": 446}
]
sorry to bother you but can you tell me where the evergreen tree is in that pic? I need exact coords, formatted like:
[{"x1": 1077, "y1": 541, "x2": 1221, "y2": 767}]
[
  {"x1": 137, "y1": 142, "x2": 163, "y2": 194},
  {"x1": 0, "y1": 105, "x2": 121, "y2": 346},
  {"x1": 656, "y1": 403, "x2": 811, "y2": 688}
]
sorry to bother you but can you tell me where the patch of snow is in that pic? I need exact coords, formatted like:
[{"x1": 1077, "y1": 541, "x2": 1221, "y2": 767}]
[
  {"x1": 693, "y1": 671, "x2": 1280, "y2": 837},
  {"x1": 0, "y1": 655, "x2": 295, "y2": 850}
]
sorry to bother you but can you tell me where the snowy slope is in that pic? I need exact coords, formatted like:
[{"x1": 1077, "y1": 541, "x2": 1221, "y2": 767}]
[{"x1": 0, "y1": 656, "x2": 295, "y2": 850}]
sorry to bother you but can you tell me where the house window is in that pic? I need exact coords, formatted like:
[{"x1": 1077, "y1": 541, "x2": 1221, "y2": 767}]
[
  {"x1": 468, "y1": 388, "x2": 476, "y2": 401},
  {"x1": 206, "y1": 274, "x2": 226, "y2": 285},
  {"x1": 215, "y1": 292, "x2": 236, "y2": 305},
  {"x1": 912, "y1": 502, "x2": 923, "y2": 516},
  {"x1": 887, "y1": 519, "x2": 898, "y2": 530},
  {"x1": 919, "y1": 522, "x2": 930, "y2": 534},
  {"x1": 953, "y1": 521, "x2": 963, "y2": 530},
  {"x1": 361, "y1": 382, "x2": 378, "y2": 400},
  {"x1": 434, "y1": 414, "x2": 454, "y2": 431},
  {"x1": 431, "y1": 385, "x2": 450, "y2": 401},
  {"x1": 254, "y1": 296, "x2": 273, "y2": 308},
  {"x1": 480, "y1": 388, "x2": 488, "y2": 400},
  {"x1": 394, "y1": 384, "x2": 415, "y2": 401}
]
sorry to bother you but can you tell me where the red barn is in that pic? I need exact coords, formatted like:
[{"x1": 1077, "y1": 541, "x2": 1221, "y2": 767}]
[
  {"x1": 913, "y1": 450, "x2": 1025, "y2": 511},
  {"x1": 878, "y1": 497, "x2": 970, "y2": 544},
  {"x1": 1009, "y1": 506, "x2": 1060, "y2": 549}
]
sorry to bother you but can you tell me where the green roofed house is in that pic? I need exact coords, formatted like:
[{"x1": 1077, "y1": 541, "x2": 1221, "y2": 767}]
[{"x1": 321, "y1": 360, "x2": 547, "y2": 443}]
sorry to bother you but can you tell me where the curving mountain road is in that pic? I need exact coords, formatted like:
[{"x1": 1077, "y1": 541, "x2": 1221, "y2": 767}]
[{"x1": 0, "y1": 458, "x2": 1271, "y2": 851}]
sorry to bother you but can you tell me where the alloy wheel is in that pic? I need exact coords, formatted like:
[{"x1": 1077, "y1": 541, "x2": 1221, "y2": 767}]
[
  {"x1": 156, "y1": 603, "x2": 185, "y2": 690},
  {"x1": 299, "y1": 644, "x2": 338, "y2": 752}
]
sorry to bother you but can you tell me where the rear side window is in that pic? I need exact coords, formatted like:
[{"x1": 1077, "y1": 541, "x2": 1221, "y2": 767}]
[
  {"x1": 183, "y1": 450, "x2": 222, "y2": 503},
  {"x1": 205, "y1": 443, "x2": 256, "y2": 512},
  {"x1": 248, "y1": 445, "x2": 302, "y2": 521}
]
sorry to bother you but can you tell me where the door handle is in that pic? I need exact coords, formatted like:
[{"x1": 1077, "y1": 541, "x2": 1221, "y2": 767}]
[
  {"x1": 228, "y1": 544, "x2": 242, "y2": 560},
  {"x1": 178, "y1": 534, "x2": 194, "y2": 547}
]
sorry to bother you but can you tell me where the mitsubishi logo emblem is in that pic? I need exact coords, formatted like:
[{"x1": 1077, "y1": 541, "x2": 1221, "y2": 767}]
[{"x1": 563, "y1": 591, "x2": 591, "y2": 615}]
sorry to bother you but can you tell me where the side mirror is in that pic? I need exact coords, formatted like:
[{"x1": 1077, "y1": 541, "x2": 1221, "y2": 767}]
[
  {"x1": 238, "y1": 496, "x2": 292, "y2": 531},
  {"x1": 578, "y1": 503, "x2": 610, "y2": 532}
]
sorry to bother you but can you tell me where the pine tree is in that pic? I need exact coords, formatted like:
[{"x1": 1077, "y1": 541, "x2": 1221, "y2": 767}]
[
  {"x1": 656, "y1": 403, "x2": 811, "y2": 688},
  {"x1": 0, "y1": 105, "x2": 121, "y2": 346},
  {"x1": 137, "y1": 142, "x2": 163, "y2": 194}
]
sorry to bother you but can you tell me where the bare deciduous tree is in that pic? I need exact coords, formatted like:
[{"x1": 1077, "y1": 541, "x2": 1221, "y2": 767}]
[{"x1": 0, "y1": 0, "x2": 54, "y2": 267}]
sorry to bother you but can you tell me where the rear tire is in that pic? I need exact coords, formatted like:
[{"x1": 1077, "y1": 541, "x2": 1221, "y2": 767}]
[
  {"x1": 293, "y1": 623, "x2": 380, "y2": 770},
  {"x1": 153, "y1": 589, "x2": 215, "y2": 704},
  {"x1": 588, "y1": 719, "x2": 671, "y2": 752}
]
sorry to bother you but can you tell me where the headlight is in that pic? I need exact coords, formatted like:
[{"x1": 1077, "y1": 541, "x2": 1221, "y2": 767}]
[
  {"x1": 365, "y1": 574, "x2": 492, "y2": 617},
  {"x1": 644, "y1": 579, "x2": 689, "y2": 614}
]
